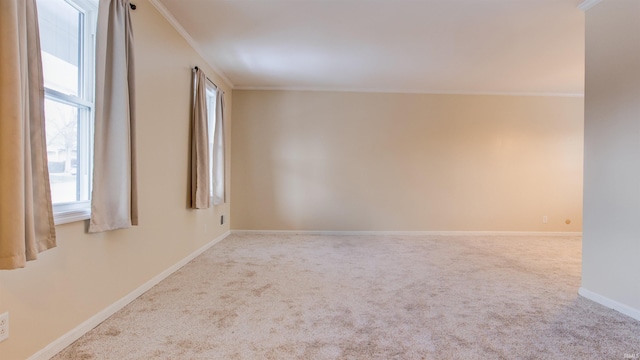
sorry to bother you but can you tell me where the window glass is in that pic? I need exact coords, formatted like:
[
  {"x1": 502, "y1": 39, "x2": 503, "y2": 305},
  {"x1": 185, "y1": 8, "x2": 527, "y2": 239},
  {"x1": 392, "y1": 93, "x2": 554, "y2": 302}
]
[
  {"x1": 206, "y1": 86, "x2": 217, "y2": 198},
  {"x1": 45, "y1": 99, "x2": 91, "y2": 204},
  {"x1": 38, "y1": 0, "x2": 82, "y2": 96}
]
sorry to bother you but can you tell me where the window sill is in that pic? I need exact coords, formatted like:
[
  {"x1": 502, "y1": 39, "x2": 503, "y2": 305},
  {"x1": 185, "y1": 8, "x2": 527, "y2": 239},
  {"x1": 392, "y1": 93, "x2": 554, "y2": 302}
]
[{"x1": 54, "y1": 209, "x2": 91, "y2": 225}]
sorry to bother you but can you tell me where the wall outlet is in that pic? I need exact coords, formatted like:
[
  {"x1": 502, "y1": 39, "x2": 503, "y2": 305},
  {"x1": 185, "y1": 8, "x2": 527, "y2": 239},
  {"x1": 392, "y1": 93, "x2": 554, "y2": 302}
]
[
  {"x1": 542, "y1": 216, "x2": 548, "y2": 224},
  {"x1": 0, "y1": 312, "x2": 9, "y2": 342}
]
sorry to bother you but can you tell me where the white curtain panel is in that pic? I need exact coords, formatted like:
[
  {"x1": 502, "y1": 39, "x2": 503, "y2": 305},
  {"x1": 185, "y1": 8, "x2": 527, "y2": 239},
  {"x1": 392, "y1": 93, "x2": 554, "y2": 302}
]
[
  {"x1": 0, "y1": 0, "x2": 56, "y2": 269},
  {"x1": 191, "y1": 68, "x2": 210, "y2": 209},
  {"x1": 89, "y1": 0, "x2": 137, "y2": 232},
  {"x1": 212, "y1": 90, "x2": 226, "y2": 205}
]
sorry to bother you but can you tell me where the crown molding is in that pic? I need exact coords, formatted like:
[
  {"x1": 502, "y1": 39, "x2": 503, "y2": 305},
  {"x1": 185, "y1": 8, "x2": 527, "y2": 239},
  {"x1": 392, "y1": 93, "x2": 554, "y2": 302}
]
[
  {"x1": 578, "y1": 0, "x2": 603, "y2": 12},
  {"x1": 147, "y1": 0, "x2": 235, "y2": 89},
  {"x1": 234, "y1": 86, "x2": 584, "y2": 98}
]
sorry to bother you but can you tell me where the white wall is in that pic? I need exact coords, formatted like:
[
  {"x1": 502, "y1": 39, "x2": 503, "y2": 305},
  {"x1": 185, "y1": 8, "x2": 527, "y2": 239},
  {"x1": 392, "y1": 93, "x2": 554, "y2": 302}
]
[
  {"x1": 0, "y1": 1, "x2": 232, "y2": 359},
  {"x1": 581, "y1": 0, "x2": 640, "y2": 319},
  {"x1": 232, "y1": 90, "x2": 583, "y2": 232}
]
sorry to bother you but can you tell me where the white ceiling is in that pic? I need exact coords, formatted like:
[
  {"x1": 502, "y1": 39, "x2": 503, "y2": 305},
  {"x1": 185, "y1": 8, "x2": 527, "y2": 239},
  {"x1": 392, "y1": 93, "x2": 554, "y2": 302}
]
[{"x1": 155, "y1": 0, "x2": 585, "y2": 95}]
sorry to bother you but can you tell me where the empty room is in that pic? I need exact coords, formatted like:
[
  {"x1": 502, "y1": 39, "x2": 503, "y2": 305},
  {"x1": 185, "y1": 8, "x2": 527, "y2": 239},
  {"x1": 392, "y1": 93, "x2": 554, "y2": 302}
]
[{"x1": 1, "y1": 0, "x2": 640, "y2": 359}]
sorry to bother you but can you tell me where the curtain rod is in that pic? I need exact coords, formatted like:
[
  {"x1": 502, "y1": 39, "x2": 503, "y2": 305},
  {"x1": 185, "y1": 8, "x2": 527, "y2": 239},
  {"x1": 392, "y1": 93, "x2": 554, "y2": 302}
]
[
  {"x1": 193, "y1": 66, "x2": 220, "y2": 90},
  {"x1": 130, "y1": 3, "x2": 136, "y2": 10}
]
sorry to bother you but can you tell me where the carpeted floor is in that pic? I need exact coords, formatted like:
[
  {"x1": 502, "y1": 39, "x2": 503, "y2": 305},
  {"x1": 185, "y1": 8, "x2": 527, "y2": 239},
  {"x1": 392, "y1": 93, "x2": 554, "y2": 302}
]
[{"x1": 53, "y1": 234, "x2": 640, "y2": 359}]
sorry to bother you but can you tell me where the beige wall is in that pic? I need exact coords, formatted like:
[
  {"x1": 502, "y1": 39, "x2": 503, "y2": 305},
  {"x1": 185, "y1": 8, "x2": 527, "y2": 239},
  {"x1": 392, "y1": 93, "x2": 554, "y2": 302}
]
[
  {"x1": 0, "y1": 2, "x2": 232, "y2": 359},
  {"x1": 582, "y1": 0, "x2": 640, "y2": 314},
  {"x1": 232, "y1": 90, "x2": 583, "y2": 232}
]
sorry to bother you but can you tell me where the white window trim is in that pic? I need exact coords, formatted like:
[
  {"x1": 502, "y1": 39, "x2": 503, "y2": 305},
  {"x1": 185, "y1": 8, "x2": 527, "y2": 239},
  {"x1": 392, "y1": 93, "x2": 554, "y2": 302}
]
[
  {"x1": 53, "y1": 201, "x2": 92, "y2": 225},
  {"x1": 43, "y1": 0, "x2": 98, "y2": 225}
]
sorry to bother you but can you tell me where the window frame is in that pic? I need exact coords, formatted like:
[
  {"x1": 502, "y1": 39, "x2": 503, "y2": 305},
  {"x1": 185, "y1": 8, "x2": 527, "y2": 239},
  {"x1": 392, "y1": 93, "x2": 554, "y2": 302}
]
[
  {"x1": 40, "y1": 0, "x2": 98, "y2": 225},
  {"x1": 205, "y1": 82, "x2": 218, "y2": 200}
]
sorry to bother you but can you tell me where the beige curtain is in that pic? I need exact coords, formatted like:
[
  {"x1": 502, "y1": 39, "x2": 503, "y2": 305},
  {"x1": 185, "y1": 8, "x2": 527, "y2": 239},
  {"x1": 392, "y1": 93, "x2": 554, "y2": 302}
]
[
  {"x1": 212, "y1": 90, "x2": 226, "y2": 205},
  {"x1": 0, "y1": 0, "x2": 56, "y2": 270},
  {"x1": 89, "y1": 0, "x2": 137, "y2": 232},
  {"x1": 191, "y1": 68, "x2": 210, "y2": 209}
]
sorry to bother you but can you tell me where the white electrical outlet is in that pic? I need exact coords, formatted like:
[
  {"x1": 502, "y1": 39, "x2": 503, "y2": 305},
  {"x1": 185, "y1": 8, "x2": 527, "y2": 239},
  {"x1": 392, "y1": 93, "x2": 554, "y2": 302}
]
[
  {"x1": 0, "y1": 312, "x2": 8, "y2": 342},
  {"x1": 542, "y1": 216, "x2": 548, "y2": 224}
]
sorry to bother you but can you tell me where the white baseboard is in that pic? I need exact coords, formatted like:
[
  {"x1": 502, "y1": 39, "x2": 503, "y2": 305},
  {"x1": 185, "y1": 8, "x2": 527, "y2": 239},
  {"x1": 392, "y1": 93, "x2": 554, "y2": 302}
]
[
  {"x1": 579, "y1": 287, "x2": 640, "y2": 322},
  {"x1": 28, "y1": 230, "x2": 231, "y2": 360},
  {"x1": 231, "y1": 230, "x2": 582, "y2": 237}
]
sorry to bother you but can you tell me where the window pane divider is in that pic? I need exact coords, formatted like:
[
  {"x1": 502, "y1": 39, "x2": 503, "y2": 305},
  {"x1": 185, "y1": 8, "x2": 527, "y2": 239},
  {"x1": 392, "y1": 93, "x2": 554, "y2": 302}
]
[{"x1": 45, "y1": 88, "x2": 93, "y2": 109}]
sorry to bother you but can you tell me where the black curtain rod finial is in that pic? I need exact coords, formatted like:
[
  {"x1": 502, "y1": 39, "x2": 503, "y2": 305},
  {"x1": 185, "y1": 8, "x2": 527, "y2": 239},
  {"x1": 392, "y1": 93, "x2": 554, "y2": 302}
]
[
  {"x1": 130, "y1": 3, "x2": 136, "y2": 10},
  {"x1": 193, "y1": 66, "x2": 219, "y2": 89}
]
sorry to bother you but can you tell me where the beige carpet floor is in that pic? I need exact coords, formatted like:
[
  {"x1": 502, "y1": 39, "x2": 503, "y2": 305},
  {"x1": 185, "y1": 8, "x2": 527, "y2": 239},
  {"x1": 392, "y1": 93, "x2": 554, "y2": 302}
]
[{"x1": 53, "y1": 234, "x2": 640, "y2": 359}]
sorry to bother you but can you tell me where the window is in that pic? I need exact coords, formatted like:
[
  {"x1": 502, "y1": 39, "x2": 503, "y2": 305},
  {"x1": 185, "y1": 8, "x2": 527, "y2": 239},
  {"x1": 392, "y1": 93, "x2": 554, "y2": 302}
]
[
  {"x1": 205, "y1": 84, "x2": 217, "y2": 199},
  {"x1": 204, "y1": 81, "x2": 226, "y2": 206},
  {"x1": 37, "y1": 0, "x2": 97, "y2": 224}
]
